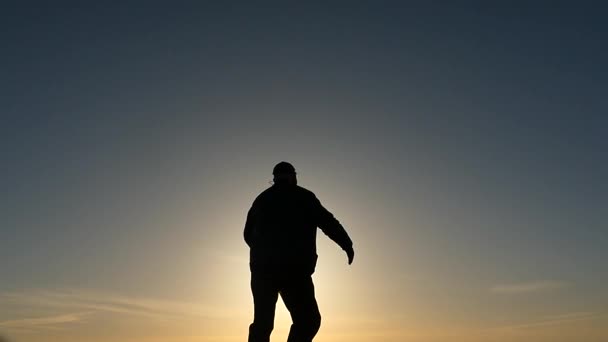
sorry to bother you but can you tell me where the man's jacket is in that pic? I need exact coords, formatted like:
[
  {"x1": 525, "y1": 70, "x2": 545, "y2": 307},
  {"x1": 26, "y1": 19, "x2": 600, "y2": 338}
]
[{"x1": 244, "y1": 184, "x2": 352, "y2": 274}]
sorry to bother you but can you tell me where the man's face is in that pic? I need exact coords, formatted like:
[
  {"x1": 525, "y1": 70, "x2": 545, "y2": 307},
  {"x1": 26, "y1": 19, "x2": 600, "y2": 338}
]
[{"x1": 274, "y1": 172, "x2": 297, "y2": 185}]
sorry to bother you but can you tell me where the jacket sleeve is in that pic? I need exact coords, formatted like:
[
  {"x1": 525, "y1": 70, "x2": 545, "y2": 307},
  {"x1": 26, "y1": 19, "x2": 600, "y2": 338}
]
[
  {"x1": 244, "y1": 201, "x2": 257, "y2": 248},
  {"x1": 313, "y1": 195, "x2": 353, "y2": 251}
]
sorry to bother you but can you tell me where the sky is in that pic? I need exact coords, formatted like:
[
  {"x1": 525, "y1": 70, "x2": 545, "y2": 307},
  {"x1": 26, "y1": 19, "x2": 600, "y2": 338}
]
[{"x1": 1, "y1": 2, "x2": 607, "y2": 342}]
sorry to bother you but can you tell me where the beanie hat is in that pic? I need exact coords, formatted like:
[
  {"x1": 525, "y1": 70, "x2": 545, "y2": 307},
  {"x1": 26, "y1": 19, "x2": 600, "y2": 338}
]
[{"x1": 272, "y1": 161, "x2": 296, "y2": 175}]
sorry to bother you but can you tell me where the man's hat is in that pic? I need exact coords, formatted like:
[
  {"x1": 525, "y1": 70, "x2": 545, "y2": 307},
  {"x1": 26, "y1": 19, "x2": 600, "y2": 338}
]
[{"x1": 272, "y1": 161, "x2": 296, "y2": 175}]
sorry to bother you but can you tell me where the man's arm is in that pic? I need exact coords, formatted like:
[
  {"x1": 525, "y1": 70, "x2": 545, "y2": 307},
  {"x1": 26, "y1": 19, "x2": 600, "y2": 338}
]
[
  {"x1": 244, "y1": 203, "x2": 257, "y2": 248},
  {"x1": 313, "y1": 195, "x2": 354, "y2": 264}
]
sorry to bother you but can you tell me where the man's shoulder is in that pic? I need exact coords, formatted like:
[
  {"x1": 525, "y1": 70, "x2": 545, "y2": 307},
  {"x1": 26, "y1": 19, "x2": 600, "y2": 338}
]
[
  {"x1": 295, "y1": 185, "x2": 316, "y2": 197},
  {"x1": 295, "y1": 186, "x2": 320, "y2": 203},
  {"x1": 255, "y1": 185, "x2": 316, "y2": 200},
  {"x1": 254, "y1": 186, "x2": 274, "y2": 201}
]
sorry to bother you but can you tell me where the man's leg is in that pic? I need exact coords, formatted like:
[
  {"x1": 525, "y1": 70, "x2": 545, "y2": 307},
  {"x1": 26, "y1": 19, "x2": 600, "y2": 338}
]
[
  {"x1": 248, "y1": 272, "x2": 279, "y2": 342},
  {"x1": 281, "y1": 274, "x2": 321, "y2": 342}
]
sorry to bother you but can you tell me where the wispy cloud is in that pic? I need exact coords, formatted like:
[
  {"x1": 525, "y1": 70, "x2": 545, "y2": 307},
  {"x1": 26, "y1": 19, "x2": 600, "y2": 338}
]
[
  {"x1": 0, "y1": 311, "x2": 93, "y2": 331},
  {"x1": 490, "y1": 311, "x2": 602, "y2": 332},
  {"x1": 490, "y1": 280, "x2": 568, "y2": 294},
  {"x1": 0, "y1": 288, "x2": 243, "y2": 332}
]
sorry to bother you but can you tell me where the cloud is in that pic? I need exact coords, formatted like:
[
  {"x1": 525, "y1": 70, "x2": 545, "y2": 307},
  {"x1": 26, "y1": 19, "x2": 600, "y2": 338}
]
[
  {"x1": 0, "y1": 288, "x2": 243, "y2": 329},
  {"x1": 490, "y1": 280, "x2": 568, "y2": 294},
  {"x1": 0, "y1": 312, "x2": 92, "y2": 331},
  {"x1": 490, "y1": 311, "x2": 602, "y2": 331}
]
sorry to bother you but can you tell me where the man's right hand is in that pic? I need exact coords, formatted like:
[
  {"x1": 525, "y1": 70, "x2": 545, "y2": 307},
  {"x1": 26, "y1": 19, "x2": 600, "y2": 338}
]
[{"x1": 345, "y1": 246, "x2": 354, "y2": 265}]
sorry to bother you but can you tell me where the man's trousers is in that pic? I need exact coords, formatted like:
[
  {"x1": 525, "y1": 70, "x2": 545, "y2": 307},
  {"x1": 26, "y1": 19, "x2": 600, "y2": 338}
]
[{"x1": 248, "y1": 271, "x2": 321, "y2": 342}]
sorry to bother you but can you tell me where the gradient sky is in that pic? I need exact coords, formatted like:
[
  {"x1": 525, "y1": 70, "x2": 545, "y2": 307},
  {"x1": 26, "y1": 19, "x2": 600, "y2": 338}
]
[{"x1": 1, "y1": 2, "x2": 607, "y2": 342}]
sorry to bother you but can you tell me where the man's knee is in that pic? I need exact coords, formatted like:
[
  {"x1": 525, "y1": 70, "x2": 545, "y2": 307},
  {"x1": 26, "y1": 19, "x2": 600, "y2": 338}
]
[
  {"x1": 310, "y1": 311, "x2": 321, "y2": 334},
  {"x1": 297, "y1": 310, "x2": 321, "y2": 335}
]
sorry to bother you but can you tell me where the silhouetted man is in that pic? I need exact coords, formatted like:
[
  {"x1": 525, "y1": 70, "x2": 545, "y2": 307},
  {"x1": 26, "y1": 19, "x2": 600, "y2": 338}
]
[{"x1": 245, "y1": 162, "x2": 354, "y2": 342}]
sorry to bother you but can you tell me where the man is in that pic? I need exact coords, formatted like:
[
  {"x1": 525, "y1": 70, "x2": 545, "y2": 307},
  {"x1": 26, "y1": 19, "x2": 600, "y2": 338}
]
[{"x1": 244, "y1": 161, "x2": 355, "y2": 342}]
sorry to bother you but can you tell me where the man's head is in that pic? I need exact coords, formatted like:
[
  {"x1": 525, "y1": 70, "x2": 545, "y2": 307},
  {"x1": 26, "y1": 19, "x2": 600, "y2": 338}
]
[{"x1": 272, "y1": 161, "x2": 297, "y2": 185}]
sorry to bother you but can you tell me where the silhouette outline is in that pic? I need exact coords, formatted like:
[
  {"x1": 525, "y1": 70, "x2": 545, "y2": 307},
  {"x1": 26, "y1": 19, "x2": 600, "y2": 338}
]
[{"x1": 245, "y1": 162, "x2": 354, "y2": 342}]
